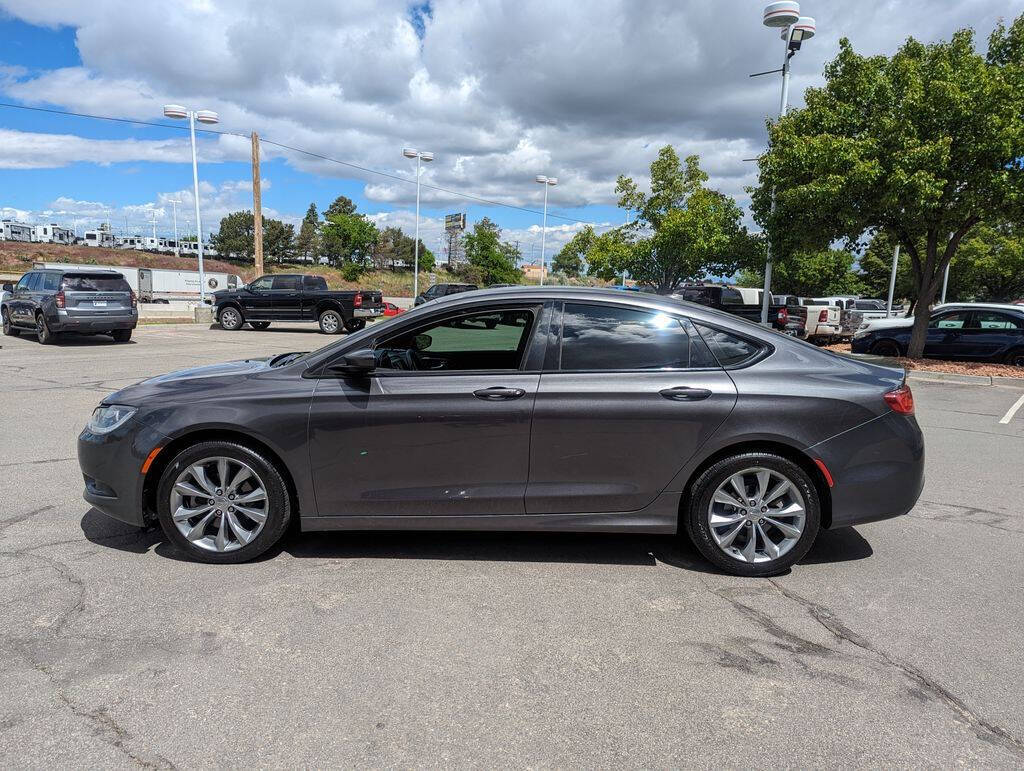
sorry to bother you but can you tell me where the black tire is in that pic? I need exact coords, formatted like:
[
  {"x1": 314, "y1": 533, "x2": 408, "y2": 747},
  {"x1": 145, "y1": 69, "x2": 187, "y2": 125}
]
[
  {"x1": 1004, "y1": 348, "x2": 1024, "y2": 367},
  {"x1": 111, "y1": 329, "x2": 132, "y2": 343},
  {"x1": 219, "y1": 305, "x2": 244, "y2": 331},
  {"x1": 870, "y1": 339, "x2": 903, "y2": 358},
  {"x1": 155, "y1": 441, "x2": 292, "y2": 564},
  {"x1": 344, "y1": 318, "x2": 366, "y2": 333},
  {"x1": 319, "y1": 309, "x2": 343, "y2": 334},
  {"x1": 249, "y1": 321, "x2": 271, "y2": 330},
  {"x1": 36, "y1": 314, "x2": 57, "y2": 345},
  {"x1": 685, "y1": 452, "x2": 821, "y2": 577},
  {"x1": 2, "y1": 308, "x2": 18, "y2": 337}
]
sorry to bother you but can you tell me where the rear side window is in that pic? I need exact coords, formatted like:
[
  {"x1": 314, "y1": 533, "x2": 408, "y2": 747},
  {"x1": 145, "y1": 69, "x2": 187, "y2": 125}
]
[
  {"x1": 720, "y1": 288, "x2": 743, "y2": 305},
  {"x1": 272, "y1": 275, "x2": 301, "y2": 290},
  {"x1": 304, "y1": 275, "x2": 328, "y2": 290},
  {"x1": 694, "y1": 323, "x2": 764, "y2": 367},
  {"x1": 972, "y1": 312, "x2": 1022, "y2": 330},
  {"x1": 560, "y1": 303, "x2": 694, "y2": 371},
  {"x1": 61, "y1": 274, "x2": 131, "y2": 292},
  {"x1": 41, "y1": 273, "x2": 61, "y2": 291}
]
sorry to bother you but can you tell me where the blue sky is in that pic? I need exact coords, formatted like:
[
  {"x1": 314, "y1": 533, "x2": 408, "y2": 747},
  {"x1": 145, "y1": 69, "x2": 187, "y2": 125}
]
[{"x1": 1, "y1": 0, "x2": 1019, "y2": 258}]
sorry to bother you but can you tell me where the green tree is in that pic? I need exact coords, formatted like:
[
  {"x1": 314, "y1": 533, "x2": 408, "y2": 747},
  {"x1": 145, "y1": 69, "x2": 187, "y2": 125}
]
[
  {"x1": 584, "y1": 228, "x2": 633, "y2": 281},
  {"x1": 374, "y1": 226, "x2": 436, "y2": 272},
  {"x1": 320, "y1": 211, "x2": 379, "y2": 266},
  {"x1": 946, "y1": 222, "x2": 1024, "y2": 302},
  {"x1": 464, "y1": 217, "x2": 522, "y2": 285},
  {"x1": 616, "y1": 148, "x2": 750, "y2": 292},
  {"x1": 752, "y1": 17, "x2": 1024, "y2": 356},
  {"x1": 738, "y1": 248, "x2": 864, "y2": 298},
  {"x1": 324, "y1": 195, "x2": 357, "y2": 219},
  {"x1": 295, "y1": 203, "x2": 319, "y2": 261},
  {"x1": 551, "y1": 226, "x2": 594, "y2": 277},
  {"x1": 210, "y1": 211, "x2": 295, "y2": 264}
]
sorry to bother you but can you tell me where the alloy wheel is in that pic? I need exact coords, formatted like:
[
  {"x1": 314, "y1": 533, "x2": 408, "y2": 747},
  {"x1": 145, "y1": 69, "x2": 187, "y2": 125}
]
[
  {"x1": 220, "y1": 308, "x2": 241, "y2": 330},
  {"x1": 320, "y1": 312, "x2": 340, "y2": 333},
  {"x1": 706, "y1": 466, "x2": 806, "y2": 564},
  {"x1": 169, "y1": 456, "x2": 269, "y2": 552}
]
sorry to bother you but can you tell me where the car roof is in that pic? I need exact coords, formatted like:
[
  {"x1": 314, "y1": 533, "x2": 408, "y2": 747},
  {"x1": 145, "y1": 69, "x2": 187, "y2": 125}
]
[{"x1": 934, "y1": 302, "x2": 1023, "y2": 313}]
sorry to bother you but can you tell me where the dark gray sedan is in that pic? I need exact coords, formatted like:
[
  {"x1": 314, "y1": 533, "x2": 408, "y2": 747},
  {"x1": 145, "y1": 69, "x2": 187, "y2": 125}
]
[{"x1": 78, "y1": 287, "x2": 924, "y2": 576}]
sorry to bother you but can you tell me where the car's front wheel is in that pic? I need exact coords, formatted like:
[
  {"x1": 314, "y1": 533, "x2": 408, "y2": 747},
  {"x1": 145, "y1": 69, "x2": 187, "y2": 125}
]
[
  {"x1": 156, "y1": 441, "x2": 292, "y2": 564},
  {"x1": 344, "y1": 318, "x2": 366, "y2": 333},
  {"x1": 2, "y1": 308, "x2": 17, "y2": 337},
  {"x1": 249, "y1": 321, "x2": 271, "y2": 330},
  {"x1": 219, "y1": 306, "x2": 244, "y2": 331},
  {"x1": 685, "y1": 452, "x2": 820, "y2": 577}
]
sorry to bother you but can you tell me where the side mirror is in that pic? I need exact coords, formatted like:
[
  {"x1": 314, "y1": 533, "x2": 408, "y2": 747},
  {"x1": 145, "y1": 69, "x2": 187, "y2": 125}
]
[
  {"x1": 1, "y1": 283, "x2": 12, "y2": 292},
  {"x1": 328, "y1": 348, "x2": 376, "y2": 376}
]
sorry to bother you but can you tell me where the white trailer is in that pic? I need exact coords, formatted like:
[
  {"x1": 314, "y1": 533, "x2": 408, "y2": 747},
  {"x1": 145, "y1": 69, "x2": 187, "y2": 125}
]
[{"x1": 32, "y1": 262, "x2": 242, "y2": 302}]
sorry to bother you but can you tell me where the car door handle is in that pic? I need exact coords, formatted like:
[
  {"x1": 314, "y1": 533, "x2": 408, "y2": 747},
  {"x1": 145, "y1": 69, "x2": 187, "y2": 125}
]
[
  {"x1": 473, "y1": 386, "x2": 526, "y2": 401},
  {"x1": 660, "y1": 386, "x2": 712, "y2": 401}
]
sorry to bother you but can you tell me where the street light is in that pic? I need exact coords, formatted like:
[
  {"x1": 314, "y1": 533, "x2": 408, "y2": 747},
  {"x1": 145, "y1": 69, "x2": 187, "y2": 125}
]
[
  {"x1": 756, "y1": 3, "x2": 817, "y2": 324},
  {"x1": 535, "y1": 175, "x2": 557, "y2": 286},
  {"x1": 164, "y1": 104, "x2": 219, "y2": 302},
  {"x1": 403, "y1": 148, "x2": 434, "y2": 299}
]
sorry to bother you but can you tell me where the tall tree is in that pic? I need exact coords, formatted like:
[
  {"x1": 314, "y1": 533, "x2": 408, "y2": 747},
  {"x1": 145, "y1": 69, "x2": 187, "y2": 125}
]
[
  {"x1": 752, "y1": 17, "x2": 1024, "y2": 356},
  {"x1": 320, "y1": 207, "x2": 378, "y2": 267},
  {"x1": 616, "y1": 148, "x2": 751, "y2": 293},
  {"x1": 738, "y1": 247, "x2": 864, "y2": 298},
  {"x1": 210, "y1": 211, "x2": 295, "y2": 264},
  {"x1": 324, "y1": 195, "x2": 357, "y2": 219},
  {"x1": 551, "y1": 226, "x2": 595, "y2": 277},
  {"x1": 464, "y1": 217, "x2": 522, "y2": 285},
  {"x1": 295, "y1": 203, "x2": 319, "y2": 261}
]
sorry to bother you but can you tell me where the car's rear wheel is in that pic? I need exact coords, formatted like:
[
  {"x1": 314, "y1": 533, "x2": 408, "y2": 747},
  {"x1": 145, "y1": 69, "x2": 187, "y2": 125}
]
[
  {"x1": 249, "y1": 321, "x2": 271, "y2": 330},
  {"x1": 319, "y1": 309, "x2": 342, "y2": 334},
  {"x1": 1004, "y1": 348, "x2": 1024, "y2": 367},
  {"x1": 2, "y1": 308, "x2": 17, "y2": 337},
  {"x1": 219, "y1": 306, "x2": 243, "y2": 331},
  {"x1": 36, "y1": 314, "x2": 57, "y2": 345},
  {"x1": 344, "y1": 318, "x2": 366, "y2": 333},
  {"x1": 111, "y1": 329, "x2": 132, "y2": 343},
  {"x1": 685, "y1": 452, "x2": 820, "y2": 577},
  {"x1": 156, "y1": 441, "x2": 292, "y2": 564},
  {"x1": 870, "y1": 339, "x2": 903, "y2": 358}
]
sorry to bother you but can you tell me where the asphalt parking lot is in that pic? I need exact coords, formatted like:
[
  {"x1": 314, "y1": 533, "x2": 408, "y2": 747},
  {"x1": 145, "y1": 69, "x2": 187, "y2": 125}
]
[{"x1": 1, "y1": 323, "x2": 1022, "y2": 767}]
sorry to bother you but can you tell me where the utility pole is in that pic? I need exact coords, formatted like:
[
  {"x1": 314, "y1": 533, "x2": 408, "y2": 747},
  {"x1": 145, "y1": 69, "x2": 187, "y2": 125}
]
[
  {"x1": 251, "y1": 132, "x2": 264, "y2": 275},
  {"x1": 170, "y1": 199, "x2": 181, "y2": 257}
]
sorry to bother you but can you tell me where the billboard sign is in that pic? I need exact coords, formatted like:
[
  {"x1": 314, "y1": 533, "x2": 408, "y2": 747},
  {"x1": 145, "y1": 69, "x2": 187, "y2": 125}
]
[{"x1": 444, "y1": 213, "x2": 466, "y2": 232}]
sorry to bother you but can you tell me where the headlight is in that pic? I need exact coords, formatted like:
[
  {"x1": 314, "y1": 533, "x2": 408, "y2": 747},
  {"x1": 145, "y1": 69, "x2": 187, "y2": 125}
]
[
  {"x1": 853, "y1": 328, "x2": 870, "y2": 339},
  {"x1": 87, "y1": 404, "x2": 137, "y2": 434}
]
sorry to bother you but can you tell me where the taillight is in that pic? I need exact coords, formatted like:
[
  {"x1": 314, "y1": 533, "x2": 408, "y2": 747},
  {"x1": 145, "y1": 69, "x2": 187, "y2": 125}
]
[
  {"x1": 354, "y1": 293, "x2": 363, "y2": 308},
  {"x1": 55, "y1": 290, "x2": 65, "y2": 309},
  {"x1": 884, "y1": 384, "x2": 915, "y2": 415},
  {"x1": 777, "y1": 307, "x2": 789, "y2": 324},
  {"x1": 818, "y1": 309, "x2": 828, "y2": 323},
  {"x1": 130, "y1": 290, "x2": 137, "y2": 309}
]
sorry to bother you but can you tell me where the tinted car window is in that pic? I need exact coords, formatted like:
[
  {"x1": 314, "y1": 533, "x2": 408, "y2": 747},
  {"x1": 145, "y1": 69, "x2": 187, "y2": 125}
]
[
  {"x1": 720, "y1": 288, "x2": 743, "y2": 305},
  {"x1": 304, "y1": 275, "x2": 328, "y2": 290},
  {"x1": 41, "y1": 273, "x2": 61, "y2": 291},
  {"x1": 560, "y1": 303, "x2": 692, "y2": 371},
  {"x1": 971, "y1": 312, "x2": 1022, "y2": 330},
  {"x1": 930, "y1": 311, "x2": 970, "y2": 329},
  {"x1": 16, "y1": 273, "x2": 34, "y2": 291},
  {"x1": 375, "y1": 308, "x2": 535, "y2": 372},
  {"x1": 272, "y1": 275, "x2": 301, "y2": 290},
  {"x1": 61, "y1": 274, "x2": 131, "y2": 292},
  {"x1": 694, "y1": 323, "x2": 764, "y2": 367},
  {"x1": 250, "y1": 276, "x2": 273, "y2": 291}
]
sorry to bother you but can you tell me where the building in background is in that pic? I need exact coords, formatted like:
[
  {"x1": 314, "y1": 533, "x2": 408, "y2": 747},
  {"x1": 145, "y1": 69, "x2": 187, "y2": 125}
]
[
  {"x1": 521, "y1": 263, "x2": 547, "y2": 282},
  {"x1": 0, "y1": 220, "x2": 33, "y2": 242}
]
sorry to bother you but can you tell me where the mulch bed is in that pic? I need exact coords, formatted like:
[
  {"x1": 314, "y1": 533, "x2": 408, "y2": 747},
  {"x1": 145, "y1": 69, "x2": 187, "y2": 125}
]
[{"x1": 824, "y1": 343, "x2": 1024, "y2": 378}]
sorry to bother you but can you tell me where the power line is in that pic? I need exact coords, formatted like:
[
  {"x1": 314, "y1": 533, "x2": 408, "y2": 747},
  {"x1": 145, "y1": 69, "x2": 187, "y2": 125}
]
[{"x1": 0, "y1": 101, "x2": 596, "y2": 225}]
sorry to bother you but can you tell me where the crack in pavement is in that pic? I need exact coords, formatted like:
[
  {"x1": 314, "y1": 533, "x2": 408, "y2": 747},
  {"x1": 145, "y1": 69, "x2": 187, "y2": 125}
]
[
  {"x1": 0, "y1": 506, "x2": 55, "y2": 535},
  {"x1": 767, "y1": 580, "x2": 1024, "y2": 758},
  {"x1": 912, "y1": 499, "x2": 1022, "y2": 534},
  {"x1": 0, "y1": 457, "x2": 77, "y2": 469}
]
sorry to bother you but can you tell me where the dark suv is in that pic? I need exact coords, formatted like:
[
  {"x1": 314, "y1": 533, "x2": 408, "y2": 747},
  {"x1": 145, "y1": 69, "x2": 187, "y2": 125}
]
[
  {"x1": 2, "y1": 269, "x2": 138, "y2": 344},
  {"x1": 414, "y1": 283, "x2": 478, "y2": 306}
]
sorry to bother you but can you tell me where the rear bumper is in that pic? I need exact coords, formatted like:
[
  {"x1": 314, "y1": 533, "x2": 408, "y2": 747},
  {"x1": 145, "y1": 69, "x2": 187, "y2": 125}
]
[
  {"x1": 50, "y1": 310, "x2": 138, "y2": 332},
  {"x1": 77, "y1": 418, "x2": 164, "y2": 526},
  {"x1": 809, "y1": 412, "x2": 925, "y2": 529}
]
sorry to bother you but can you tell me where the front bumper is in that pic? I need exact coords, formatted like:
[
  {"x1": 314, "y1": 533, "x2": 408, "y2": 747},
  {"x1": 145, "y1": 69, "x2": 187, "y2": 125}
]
[
  {"x1": 850, "y1": 335, "x2": 873, "y2": 354},
  {"x1": 809, "y1": 412, "x2": 925, "y2": 529},
  {"x1": 51, "y1": 310, "x2": 138, "y2": 332},
  {"x1": 77, "y1": 417, "x2": 166, "y2": 526}
]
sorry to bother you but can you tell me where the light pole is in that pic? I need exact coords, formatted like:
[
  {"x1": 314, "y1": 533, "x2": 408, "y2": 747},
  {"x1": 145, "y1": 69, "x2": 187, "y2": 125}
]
[
  {"x1": 535, "y1": 175, "x2": 557, "y2": 285},
  {"x1": 403, "y1": 148, "x2": 434, "y2": 299},
  {"x1": 164, "y1": 104, "x2": 219, "y2": 302},
  {"x1": 168, "y1": 198, "x2": 181, "y2": 257},
  {"x1": 757, "y1": 3, "x2": 816, "y2": 323}
]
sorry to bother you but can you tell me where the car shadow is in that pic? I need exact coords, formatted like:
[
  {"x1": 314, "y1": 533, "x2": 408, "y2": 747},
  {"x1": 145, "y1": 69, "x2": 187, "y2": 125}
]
[{"x1": 81, "y1": 507, "x2": 873, "y2": 573}]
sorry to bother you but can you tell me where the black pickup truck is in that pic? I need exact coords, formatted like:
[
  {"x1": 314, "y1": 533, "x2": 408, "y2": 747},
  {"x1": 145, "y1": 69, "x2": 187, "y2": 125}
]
[
  {"x1": 212, "y1": 274, "x2": 383, "y2": 334},
  {"x1": 672, "y1": 285, "x2": 807, "y2": 336}
]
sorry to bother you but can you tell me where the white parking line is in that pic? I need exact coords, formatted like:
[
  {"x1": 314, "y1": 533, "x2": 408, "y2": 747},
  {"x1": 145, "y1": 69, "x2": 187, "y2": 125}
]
[{"x1": 998, "y1": 393, "x2": 1024, "y2": 425}]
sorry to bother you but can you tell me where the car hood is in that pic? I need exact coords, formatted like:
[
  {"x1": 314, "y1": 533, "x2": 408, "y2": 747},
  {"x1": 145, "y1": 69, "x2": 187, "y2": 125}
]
[
  {"x1": 860, "y1": 316, "x2": 914, "y2": 333},
  {"x1": 105, "y1": 358, "x2": 273, "y2": 406}
]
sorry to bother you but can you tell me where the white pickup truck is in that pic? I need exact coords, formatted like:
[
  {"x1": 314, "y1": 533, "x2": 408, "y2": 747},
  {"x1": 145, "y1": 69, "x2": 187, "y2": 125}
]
[{"x1": 774, "y1": 295, "x2": 842, "y2": 344}]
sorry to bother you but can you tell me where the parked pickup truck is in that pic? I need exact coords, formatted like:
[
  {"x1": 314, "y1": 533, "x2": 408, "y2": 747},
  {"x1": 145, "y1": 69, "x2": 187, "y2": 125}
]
[
  {"x1": 773, "y1": 295, "x2": 843, "y2": 344},
  {"x1": 673, "y1": 285, "x2": 807, "y2": 336},
  {"x1": 212, "y1": 274, "x2": 383, "y2": 334}
]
